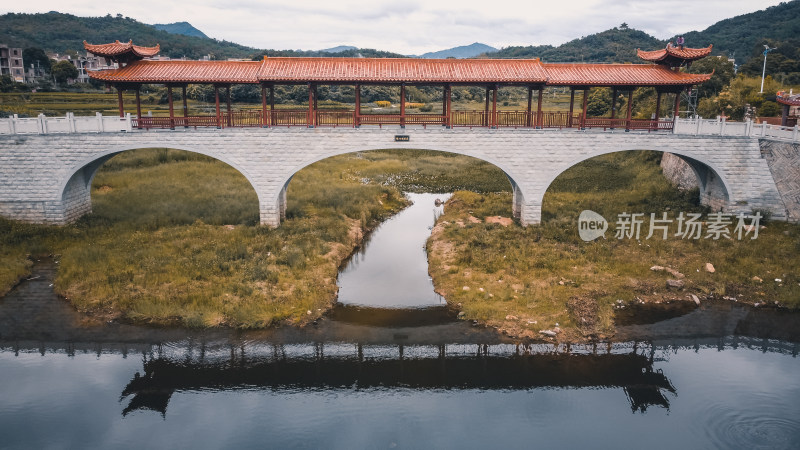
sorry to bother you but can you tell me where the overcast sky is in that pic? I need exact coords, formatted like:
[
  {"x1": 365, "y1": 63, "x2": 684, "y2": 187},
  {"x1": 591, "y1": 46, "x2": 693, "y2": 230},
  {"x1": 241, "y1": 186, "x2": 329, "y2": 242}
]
[{"x1": 3, "y1": 0, "x2": 785, "y2": 54}]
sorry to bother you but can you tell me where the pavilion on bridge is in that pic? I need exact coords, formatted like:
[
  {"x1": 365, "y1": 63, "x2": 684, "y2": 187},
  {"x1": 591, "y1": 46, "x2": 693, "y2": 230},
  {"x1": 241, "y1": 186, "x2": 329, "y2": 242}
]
[{"x1": 85, "y1": 40, "x2": 713, "y2": 131}]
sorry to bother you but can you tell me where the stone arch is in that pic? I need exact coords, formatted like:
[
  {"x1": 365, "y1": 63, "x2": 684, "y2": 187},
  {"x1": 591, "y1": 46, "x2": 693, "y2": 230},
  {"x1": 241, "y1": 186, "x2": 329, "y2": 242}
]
[
  {"x1": 273, "y1": 146, "x2": 524, "y2": 222},
  {"x1": 57, "y1": 146, "x2": 264, "y2": 225},
  {"x1": 536, "y1": 147, "x2": 732, "y2": 223}
]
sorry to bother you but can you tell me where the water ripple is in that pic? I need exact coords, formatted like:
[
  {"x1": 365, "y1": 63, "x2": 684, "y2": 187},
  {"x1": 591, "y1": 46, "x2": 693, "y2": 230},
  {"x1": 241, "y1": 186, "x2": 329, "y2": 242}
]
[{"x1": 700, "y1": 399, "x2": 800, "y2": 450}]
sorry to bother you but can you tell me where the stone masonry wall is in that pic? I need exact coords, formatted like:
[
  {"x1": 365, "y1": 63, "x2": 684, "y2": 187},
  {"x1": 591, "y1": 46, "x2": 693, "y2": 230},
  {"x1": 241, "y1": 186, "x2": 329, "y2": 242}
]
[
  {"x1": 0, "y1": 128, "x2": 788, "y2": 226},
  {"x1": 660, "y1": 153, "x2": 699, "y2": 191},
  {"x1": 760, "y1": 140, "x2": 800, "y2": 222}
]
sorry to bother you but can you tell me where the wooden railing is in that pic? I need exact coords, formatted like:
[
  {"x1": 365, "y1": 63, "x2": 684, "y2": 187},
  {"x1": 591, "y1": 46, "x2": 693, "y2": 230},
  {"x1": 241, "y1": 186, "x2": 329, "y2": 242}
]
[
  {"x1": 317, "y1": 110, "x2": 356, "y2": 127},
  {"x1": 131, "y1": 109, "x2": 674, "y2": 131}
]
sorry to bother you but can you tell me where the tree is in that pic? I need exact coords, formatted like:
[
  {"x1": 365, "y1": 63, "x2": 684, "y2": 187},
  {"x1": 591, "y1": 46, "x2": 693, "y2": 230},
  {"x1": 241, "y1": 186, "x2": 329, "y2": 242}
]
[
  {"x1": 51, "y1": 60, "x2": 78, "y2": 84},
  {"x1": 22, "y1": 47, "x2": 51, "y2": 72},
  {"x1": 687, "y1": 56, "x2": 735, "y2": 99},
  {"x1": 586, "y1": 88, "x2": 611, "y2": 116}
]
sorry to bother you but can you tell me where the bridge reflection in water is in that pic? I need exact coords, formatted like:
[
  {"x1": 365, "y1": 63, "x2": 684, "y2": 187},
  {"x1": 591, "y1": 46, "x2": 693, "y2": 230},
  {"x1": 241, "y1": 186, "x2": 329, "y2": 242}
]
[{"x1": 120, "y1": 342, "x2": 675, "y2": 417}]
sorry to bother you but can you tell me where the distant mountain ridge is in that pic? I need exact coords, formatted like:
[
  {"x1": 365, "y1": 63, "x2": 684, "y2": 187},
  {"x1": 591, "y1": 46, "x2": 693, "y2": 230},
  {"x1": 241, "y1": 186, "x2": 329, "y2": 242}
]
[
  {"x1": 484, "y1": 1, "x2": 800, "y2": 64},
  {"x1": 419, "y1": 42, "x2": 498, "y2": 59},
  {"x1": 484, "y1": 26, "x2": 663, "y2": 62},
  {"x1": 320, "y1": 45, "x2": 358, "y2": 53},
  {"x1": 153, "y1": 22, "x2": 208, "y2": 39},
  {"x1": 675, "y1": 0, "x2": 800, "y2": 60}
]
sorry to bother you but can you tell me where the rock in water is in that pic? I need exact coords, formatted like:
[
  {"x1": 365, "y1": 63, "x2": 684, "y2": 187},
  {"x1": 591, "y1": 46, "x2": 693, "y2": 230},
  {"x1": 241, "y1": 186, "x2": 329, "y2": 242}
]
[{"x1": 691, "y1": 294, "x2": 701, "y2": 305}]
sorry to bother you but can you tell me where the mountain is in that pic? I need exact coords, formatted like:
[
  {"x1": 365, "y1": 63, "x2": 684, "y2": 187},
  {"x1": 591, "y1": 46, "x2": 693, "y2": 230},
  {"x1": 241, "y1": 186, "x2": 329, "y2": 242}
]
[
  {"x1": 320, "y1": 45, "x2": 358, "y2": 53},
  {"x1": 153, "y1": 21, "x2": 208, "y2": 39},
  {"x1": 0, "y1": 12, "x2": 257, "y2": 59},
  {"x1": 485, "y1": 1, "x2": 800, "y2": 65},
  {"x1": 673, "y1": 0, "x2": 800, "y2": 62},
  {"x1": 419, "y1": 42, "x2": 497, "y2": 59},
  {"x1": 485, "y1": 26, "x2": 662, "y2": 62}
]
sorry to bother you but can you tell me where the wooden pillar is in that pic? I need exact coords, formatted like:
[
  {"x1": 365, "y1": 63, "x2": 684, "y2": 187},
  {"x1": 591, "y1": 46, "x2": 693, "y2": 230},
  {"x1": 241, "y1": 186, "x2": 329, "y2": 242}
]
[
  {"x1": 625, "y1": 89, "x2": 633, "y2": 131},
  {"x1": 580, "y1": 88, "x2": 589, "y2": 129},
  {"x1": 568, "y1": 88, "x2": 575, "y2": 127},
  {"x1": 225, "y1": 85, "x2": 232, "y2": 127},
  {"x1": 269, "y1": 85, "x2": 275, "y2": 126},
  {"x1": 400, "y1": 84, "x2": 406, "y2": 127},
  {"x1": 484, "y1": 87, "x2": 490, "y2": 126},
  {"x1": 135, "y1": 86, "x2": 142, "y2": 129},
  {"x1": 526, "y1": 86, "x2": 533, "y2": 127},
  {"x1": 167, "y1": 85, "x2": 174, "y2": 130},
  {"x1": 444, "y1": 84, "x2": 452, "y2": 128},
  {"x1": 442, "y1": 84, "x2": 448, "y2": 124},
  {"x1": 654, "y1": 90, "x2": 662, "y2": 130},
  {"x1": 214, "y1": 85, "x2": 221, "y2": 128},
  {"x1": 355, "y1": 84, "x2": 361, "y2": 127},
  {"x1": 536, "y1": 87, "x2": 543, "y2": 128},
  {"x1": 307, "y1": 83, "x2": 314, "y2": 127},
  {"x1": 182, "y1": 85, "x2": 188, "y2": 127},
  {"x1": 654, "y1": 91, "x2": 662, "y2": 120},
  {"x1": 782, "y1": 103, "x2": 790, "y2": 127},
  {"x1": 116, "y1": 86, "x2": 124, "y2": 118},
  {"x1": 261, "y1": 84, "x2": 267, "y2": 127},
  {"x1": 491, "y1": 84, "x2": 498, "y2": 128},
  {"x1": 610, "y1": 87, "x2": 617, "y2": 119}
]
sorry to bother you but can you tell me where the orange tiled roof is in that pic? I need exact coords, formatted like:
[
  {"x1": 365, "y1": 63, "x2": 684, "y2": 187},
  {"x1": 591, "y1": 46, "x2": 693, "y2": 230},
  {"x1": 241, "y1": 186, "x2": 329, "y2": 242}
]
[
  {"x1": 88, "y1": 58, "x2": 711, "y2": 87},
  {"x1": 777, "y1": 95, "x2": 800, "y2": 106},
  {"x1": 637, "y1": 45, "x2": 713, "y2": 63},
  {"x1": 257, "y1": 57, "x2": 548, "y2": 83},
  {"x1": 84, "y1": 40, "x2": 160, "y2": 59},
  {"x1": 543, "y1": 63, "x2": 712, "y2": 86},
  {"x1": 89, "y1": 60, "x2": 262, "y2": 84}
]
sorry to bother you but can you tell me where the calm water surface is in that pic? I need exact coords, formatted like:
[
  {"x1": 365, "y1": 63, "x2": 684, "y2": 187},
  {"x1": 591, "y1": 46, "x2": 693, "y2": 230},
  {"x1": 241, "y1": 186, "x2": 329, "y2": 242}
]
[
  {"x1": 1, "y1": 192, "x2": 799, "y2": 449},
  {"x1": 337, "y1": 192, "x2": 449, "y2": 308}
]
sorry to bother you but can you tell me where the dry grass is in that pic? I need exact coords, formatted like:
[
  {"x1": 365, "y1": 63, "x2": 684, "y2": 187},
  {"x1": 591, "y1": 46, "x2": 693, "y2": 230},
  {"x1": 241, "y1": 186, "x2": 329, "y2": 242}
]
[{"x1": 427, "y1": 152, "x2": 800, "y2": 341}]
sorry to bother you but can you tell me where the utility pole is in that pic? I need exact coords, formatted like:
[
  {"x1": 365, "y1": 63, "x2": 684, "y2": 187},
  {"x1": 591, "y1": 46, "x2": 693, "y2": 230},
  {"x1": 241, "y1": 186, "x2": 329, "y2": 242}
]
[{"x1": 760, "y1": 45, "x2": 777, "y2": 94}]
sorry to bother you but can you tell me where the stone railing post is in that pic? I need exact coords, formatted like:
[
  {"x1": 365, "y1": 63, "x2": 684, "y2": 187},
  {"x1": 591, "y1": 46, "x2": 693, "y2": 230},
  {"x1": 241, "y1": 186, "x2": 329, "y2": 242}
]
[
  {"x1": 719, "y1": 116, "x2": 726, "y2": 136},
  {"x1": 38, "y1": 113, "x2": 47, "y2": 134},
  {"x1": 96, "y1": 112, "x2": 104, "y2": 132},
  {"x1": 695, "y1": 116, "x2": 701, "y2": 135},
  {"x1": 67, "y1": 112, "x2": 76, "y2": 133},
  {"x1": 125, "y1": 113, "x2": 132, "y2": 132},
  {"x1": 745, "y1": 119, "x2": 752, "y2": 137},
  {"x1": 10, "y1": 114, "x2": 18, "y2": 135},
  {"x1": 761, "y1": 121, "x2": 767, "y2": 137},
  {"x1": 793, "y1": 124, "x2": 798, "y2": 143}
]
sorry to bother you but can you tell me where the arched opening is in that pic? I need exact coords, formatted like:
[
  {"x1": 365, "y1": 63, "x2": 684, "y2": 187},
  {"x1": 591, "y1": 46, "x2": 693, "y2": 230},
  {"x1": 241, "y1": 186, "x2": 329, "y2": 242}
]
[
  {"x1": 541, "y1": 150, "x2": 730, "y2": 225},
  {"x1": 59, "y1": 147, "x2": 261, "y2": 227},
  {"x1": 277, "y1": 148, "x2": 518, "y2": 226}
]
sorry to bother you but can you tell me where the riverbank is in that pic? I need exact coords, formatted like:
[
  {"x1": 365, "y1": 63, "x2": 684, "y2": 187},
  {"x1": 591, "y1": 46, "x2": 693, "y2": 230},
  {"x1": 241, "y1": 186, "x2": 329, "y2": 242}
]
[{"x1": 426, "y1": 151, "x2": 800, "y2": 341}]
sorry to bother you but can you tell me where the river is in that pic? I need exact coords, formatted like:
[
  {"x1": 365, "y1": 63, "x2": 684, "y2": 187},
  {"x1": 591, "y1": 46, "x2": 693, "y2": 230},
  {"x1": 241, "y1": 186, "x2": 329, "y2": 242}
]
[{"x1": 1, "y1": 193, "x2": 799, "y2": 449}]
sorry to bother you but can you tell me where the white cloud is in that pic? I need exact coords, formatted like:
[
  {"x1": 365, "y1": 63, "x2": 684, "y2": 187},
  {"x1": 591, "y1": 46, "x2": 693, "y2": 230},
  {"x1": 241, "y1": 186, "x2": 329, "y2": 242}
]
[{"x1": 1, "y1": 0, "x2": 784, "y2": 54}]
